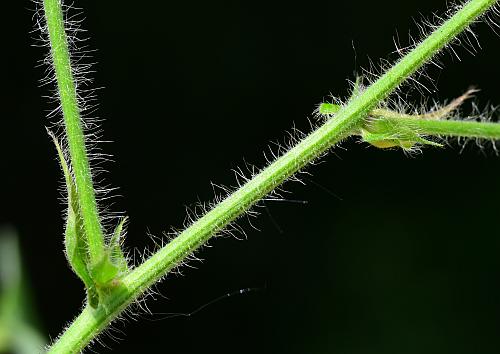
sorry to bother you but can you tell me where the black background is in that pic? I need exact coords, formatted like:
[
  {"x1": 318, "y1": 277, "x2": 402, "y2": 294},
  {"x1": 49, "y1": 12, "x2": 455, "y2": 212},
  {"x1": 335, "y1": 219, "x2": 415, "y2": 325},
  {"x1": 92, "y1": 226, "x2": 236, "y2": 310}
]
[{"x1": 2, "y1": 0, "x2": 500, "y2": 353}]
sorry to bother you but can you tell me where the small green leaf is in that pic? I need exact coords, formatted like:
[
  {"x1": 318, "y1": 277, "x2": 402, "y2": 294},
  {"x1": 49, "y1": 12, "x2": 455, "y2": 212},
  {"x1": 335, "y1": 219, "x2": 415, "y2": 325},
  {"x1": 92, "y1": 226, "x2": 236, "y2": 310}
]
[{"x1": 318, "y1": 103, "x2": 341, "y2": 115}]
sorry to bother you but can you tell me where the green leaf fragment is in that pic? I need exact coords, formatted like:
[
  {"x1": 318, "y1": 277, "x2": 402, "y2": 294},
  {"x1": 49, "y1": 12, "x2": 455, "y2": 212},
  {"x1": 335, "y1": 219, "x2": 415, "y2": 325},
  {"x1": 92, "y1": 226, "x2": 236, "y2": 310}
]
[{"x1": 318, "y1": 102, "x2": 341, "y2": 115}]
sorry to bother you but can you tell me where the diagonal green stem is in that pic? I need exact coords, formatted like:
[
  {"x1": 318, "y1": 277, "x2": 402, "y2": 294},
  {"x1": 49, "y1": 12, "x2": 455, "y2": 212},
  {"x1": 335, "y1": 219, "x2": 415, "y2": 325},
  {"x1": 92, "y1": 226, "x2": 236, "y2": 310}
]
[
  {"x1": 46, "y1": 0, "x2": 497, "y2": 352},
  {"x1": 43, "y1": 0, "x2": 105, "y2": 263}
]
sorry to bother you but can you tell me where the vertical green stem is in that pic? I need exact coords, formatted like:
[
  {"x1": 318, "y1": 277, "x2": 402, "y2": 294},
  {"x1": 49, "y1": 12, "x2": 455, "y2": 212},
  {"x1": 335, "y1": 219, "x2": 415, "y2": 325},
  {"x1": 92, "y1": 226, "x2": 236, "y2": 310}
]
[{"x1": 43, "y1": 0, "x2": 105, "y2": 263}]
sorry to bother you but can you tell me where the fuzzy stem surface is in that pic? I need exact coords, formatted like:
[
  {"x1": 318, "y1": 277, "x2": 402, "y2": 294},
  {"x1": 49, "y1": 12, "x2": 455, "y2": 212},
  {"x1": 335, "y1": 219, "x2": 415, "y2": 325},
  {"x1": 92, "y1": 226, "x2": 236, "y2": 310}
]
[
  {"x1": 43, "y1": 0, "x2": 105, "y2": 263},
  {"x1": 393, "y1": 117, "x2": 500, "y2": 139},
  {"x1": 47, "y1": 0, "x2": 497, "y2": 352}
]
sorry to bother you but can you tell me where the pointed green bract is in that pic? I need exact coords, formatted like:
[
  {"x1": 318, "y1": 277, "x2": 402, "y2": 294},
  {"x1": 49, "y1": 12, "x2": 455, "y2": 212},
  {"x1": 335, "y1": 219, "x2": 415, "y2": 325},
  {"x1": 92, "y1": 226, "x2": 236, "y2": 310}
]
[
  {"x1": 49, "y1": 133, "x2": 100, "y2": 308},
  {"x1": 109, "y1": 217, "x2": 129, "y2": 274},
  {"x1": 349, "y1": 76, "x2": 363, "y2": 100},
  {"x1": 89, "y1": 217, "x2": 129, "y2": 284}
]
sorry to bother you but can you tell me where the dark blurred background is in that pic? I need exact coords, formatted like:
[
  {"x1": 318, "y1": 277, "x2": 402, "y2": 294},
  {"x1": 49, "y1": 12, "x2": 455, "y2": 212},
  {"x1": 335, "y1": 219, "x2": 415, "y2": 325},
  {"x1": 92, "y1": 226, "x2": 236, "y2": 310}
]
[{"x1": 2, "y1": 0, "x2": 500, "y2": 353}]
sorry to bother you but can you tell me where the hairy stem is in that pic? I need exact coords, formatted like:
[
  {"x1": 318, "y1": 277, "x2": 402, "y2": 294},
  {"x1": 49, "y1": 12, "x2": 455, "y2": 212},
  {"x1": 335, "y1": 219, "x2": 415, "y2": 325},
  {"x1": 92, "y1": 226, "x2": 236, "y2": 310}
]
[
  {"x1": 47, "y1": 0, "x2": 497, "y2": 352},
  {"x1": 43, "y1": 0, "x2": 105, "y2": 263},
  {"x1": 383, "y1": 117, "x2": 500, "y2": 139}
]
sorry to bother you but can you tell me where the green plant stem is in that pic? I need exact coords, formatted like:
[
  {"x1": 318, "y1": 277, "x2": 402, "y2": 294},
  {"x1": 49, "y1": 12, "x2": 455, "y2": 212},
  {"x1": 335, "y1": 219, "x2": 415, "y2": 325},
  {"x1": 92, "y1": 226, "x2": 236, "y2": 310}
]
[
  {"x1": 387, "y1": 117, "x2": 500, "y2": 139},
  {"x1": 43, "y1": 0, "x2": 105, "y2": 264},
  {"x1": 47, "y1": 0, "x2": 497, "y2": 352}
]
